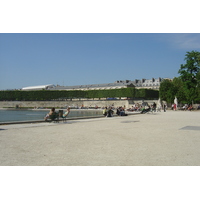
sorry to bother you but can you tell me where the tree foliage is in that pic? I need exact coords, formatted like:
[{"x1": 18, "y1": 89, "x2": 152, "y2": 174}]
[
  {"x1": 178, "y1": 51, "x2": 200, "y2": 87},
  {"x1": 159, "y1": 79, "x2": 176, "y2": 103},
  {"x1": 178, "y1": 51, "x2": 200, "y2": 103},
  {"x1": 172, "y1": 77, "x2": 187, "y2": 103},
  {"x1": 160, "y1": 51, "x2": 200, "y2": 104},
  {"x1": 0, "y1": 87, "x2": 159, "y2": 101}
]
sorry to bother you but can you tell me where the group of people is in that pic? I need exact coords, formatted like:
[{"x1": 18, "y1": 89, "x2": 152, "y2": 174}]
[
  {"x1": 172, "y1": 103, "x2": 194, "y2": 111},
  {"x1": 127, "y1": 104, "x2": 140, "y2": 112},
  {"x1": 103, "y1": 106, "x2": 127, "y2": 117},
  {"x1": 103, "y1": 102, "x2": 165, "y2": 116},
  {"x1": 102, "y1": 101, "x2": 196, "y2": 115},
  {"x1": 116, "y1": 107, "x2": 127, "y2": 116},
  {"x1": 182, "y1": 104, "x2": 193, "y2": 111},
  {"x1": 44, "y1": 107, "x2": 70, "y2": 121},
  {"x1": 43, "y1": 102, "x2": 198, "y2": 121},
  {"x1": 128, "y1": 102, "x2": 162, "y2": 112},
  {"x1": 140, "y1": 102, "x2": 168, "y2": 113},
  {"x1": 103, "y1": 107, "x2": 114, "y2": 117}
]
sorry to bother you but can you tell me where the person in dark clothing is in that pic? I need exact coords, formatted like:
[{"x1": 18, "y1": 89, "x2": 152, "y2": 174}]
[
  {"x1": 163, "y1": 104, "x2": 167, "y2": 112},
  {"x1": 107, "y1": 107, "x2": 114, "y2": 117}
]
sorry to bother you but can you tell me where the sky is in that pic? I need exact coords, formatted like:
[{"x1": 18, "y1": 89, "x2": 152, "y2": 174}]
[{"x1": 1, "y1": 33, "x2": 200, "y2": 90}]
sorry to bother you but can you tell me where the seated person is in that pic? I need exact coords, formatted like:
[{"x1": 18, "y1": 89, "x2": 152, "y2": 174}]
[
  {"x1": 116, "y1": 107, "x2": 121, "y2": 116},
  {"x1": 188, "y1": 105, "x2": 193, "y2": 111},
  {"x1": 141, "y1": 105, "x2": 150, "y2": 114},
  {"x1": 103, "y1": 107, "x2": 108, "y2": 116},
  {"x1": 63, "y1": 107, "x2": 71, "y2": 117},
  {"x1": 120, "y1": 107, "x2": 125, "y2": 116},
  {"x1": 44, "y1": 107, "x2": 56, "y2": 120},
  {"x1": 183, "y1": 104, "x2": 188, "y2": 110},
  {"x1": 107, "y1": 107, "x2": 114, "y2": 117}
]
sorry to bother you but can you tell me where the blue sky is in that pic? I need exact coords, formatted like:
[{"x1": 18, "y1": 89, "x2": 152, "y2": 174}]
[{"x1": 1, "y1": 33, "x2": 200, "y2": 90}]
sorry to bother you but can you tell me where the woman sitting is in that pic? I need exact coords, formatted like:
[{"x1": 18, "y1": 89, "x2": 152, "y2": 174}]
[{"x1": 63, "y1": 107, "x2": 71, "y2": 118}]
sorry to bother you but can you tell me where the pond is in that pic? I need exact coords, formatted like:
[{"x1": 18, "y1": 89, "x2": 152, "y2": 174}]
[{"x1": 0, "y1": 109, "x2": 103, "y2": 122}]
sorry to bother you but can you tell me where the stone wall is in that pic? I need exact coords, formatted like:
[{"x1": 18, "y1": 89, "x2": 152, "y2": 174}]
[
  {"x1": 0, "y1": 100, "x2": 130, "y2": 108},
  {"x1": 0, "y1": 99, "x2": 162, "y2": 109}
]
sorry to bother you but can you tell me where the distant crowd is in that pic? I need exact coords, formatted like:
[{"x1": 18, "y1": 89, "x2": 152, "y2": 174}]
[
  {"x1": 101, "y1": 102, "x2": 200, "y2": 117},
  {"x1": 43, "y1": 102, "x2": 200, "y2": 121}
]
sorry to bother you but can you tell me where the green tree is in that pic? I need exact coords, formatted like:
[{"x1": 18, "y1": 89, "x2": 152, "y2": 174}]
[
  {"x1": 159, "y1": 79, "x2": 176, "y2": 103},
  {"x1": 196, "y1": 71, "x2": 200, "y2": 89},
  {"x1": 172, "y1": 77, "x2": 186, "y2": 103},
  {"x1": 178, "y1": 51, "x2": 200, "y2": 103}
]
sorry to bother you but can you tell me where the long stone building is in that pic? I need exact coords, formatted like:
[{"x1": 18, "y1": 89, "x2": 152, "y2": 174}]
[
  {"x1": 51, "y1": 77, "x2": 163, "y2": 91},
  {"x1": 21, "y1": 77, "x2": 164, "y2": 91}
]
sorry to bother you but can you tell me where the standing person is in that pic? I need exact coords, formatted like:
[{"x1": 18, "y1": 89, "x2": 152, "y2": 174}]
[
  {"x1": 152, "y1": 102, "x2": 156, "y2": 112},
  {"x1": 173, "y1": 103, "x2": 177, "y2": 111},
  {"x1": 163, "y1": 104, "x2": 167, "y2": 112}
]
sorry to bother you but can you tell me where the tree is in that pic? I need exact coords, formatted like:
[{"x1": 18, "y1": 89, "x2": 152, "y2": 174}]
[
  {"x1": 178, "y1": 51, "x2": 200, "y2": 85},
  {"x1": 196, "y1": 71, "x2": 200, "y2": 102},
  {"x1": 196, "y1": 71, "x2": 200, "y2": 88},
  {"x1": 178, "y1": 51, "x2": 200, "y2": 103},
  {"x1": 172, "y1": 77, "x2": 186, "y2": 103},
  {"x1": 159, "y1": 79, "x2": 176, "y2": 103}
]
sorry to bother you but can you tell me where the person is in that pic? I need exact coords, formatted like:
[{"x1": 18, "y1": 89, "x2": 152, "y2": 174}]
[
  {"x1": 103, "y1": 107, "x2": 107, "y2": 116},
  {"x1": 173, "y1": 103, "x2": 177, "y2": 111},
  {"x1": 120, "y1": 107, "x2": 125, "y2": 116},
  {"x1": 163, "y1": 104, "x2": 167, "y2": 112},
  {"x1": 58, "y1": 107, "x2": 71, "y2": 122},
  {"x1": 107, "y1": 107, "x2": 114, "y2": 117},
  {"x1": 141, "y1": 105, "x2": 150, "y2": 114},
  {"x1": 63, "y1": 107, "x2": 71, "y2": 117},
  {"x1": 188, "y1": 105, "x2": 193, "y2": 111},
  {"x1": 116, "y1": 107, "x2": 121, "y2": 115},
  {"x1": 182, "y1": 104, "x2": 188, "y2": 111},
  {"x1": 152, "y1": 102, "x2": 156, "y2": 112},
  {"x1": 44, "y1": 107, "x2": 56, "y2": 120}
]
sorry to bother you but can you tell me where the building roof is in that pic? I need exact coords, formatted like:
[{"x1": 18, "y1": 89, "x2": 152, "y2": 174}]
[
  {"x1": 51, "y1": 82, "x2": 134, "y2": 90},
  {"x1": 22, "y1": 84, "x2": 55, "y2": 90},
  {"x1": 21, "y1": 78, "x2": 165, "y2": 91}
]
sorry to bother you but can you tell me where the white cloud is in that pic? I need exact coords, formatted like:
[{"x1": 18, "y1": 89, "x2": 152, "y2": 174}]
[{"x1": 168, "y1": 34, "x2": 200, "y2": 50}]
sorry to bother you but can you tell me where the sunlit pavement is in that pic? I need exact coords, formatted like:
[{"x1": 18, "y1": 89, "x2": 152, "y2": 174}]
[{"x1": 0, "y1": 110, "x2": 200, "y2": 166}]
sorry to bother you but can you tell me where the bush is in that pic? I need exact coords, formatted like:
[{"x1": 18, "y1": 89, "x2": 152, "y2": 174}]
[{"x1": 0, "y1": 88, "x2": 158, "y2": 101}]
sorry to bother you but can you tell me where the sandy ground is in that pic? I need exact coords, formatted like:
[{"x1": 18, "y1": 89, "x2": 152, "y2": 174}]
[{"x1": 0, "y1": 110, "x2": 200, "y2": 166}]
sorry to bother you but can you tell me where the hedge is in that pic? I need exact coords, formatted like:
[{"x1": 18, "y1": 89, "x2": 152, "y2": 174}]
[{"x1": 0, "y1": 88, "x2": 158, "y2": 101}]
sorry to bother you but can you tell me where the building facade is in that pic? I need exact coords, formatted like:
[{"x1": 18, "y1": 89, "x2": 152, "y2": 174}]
[
  {"x1": 52, "y1": 77, "x2": 163, "y2": 91},
  {"x1": 21, "y1": 78, "x2": 165, "y2": 91}
]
